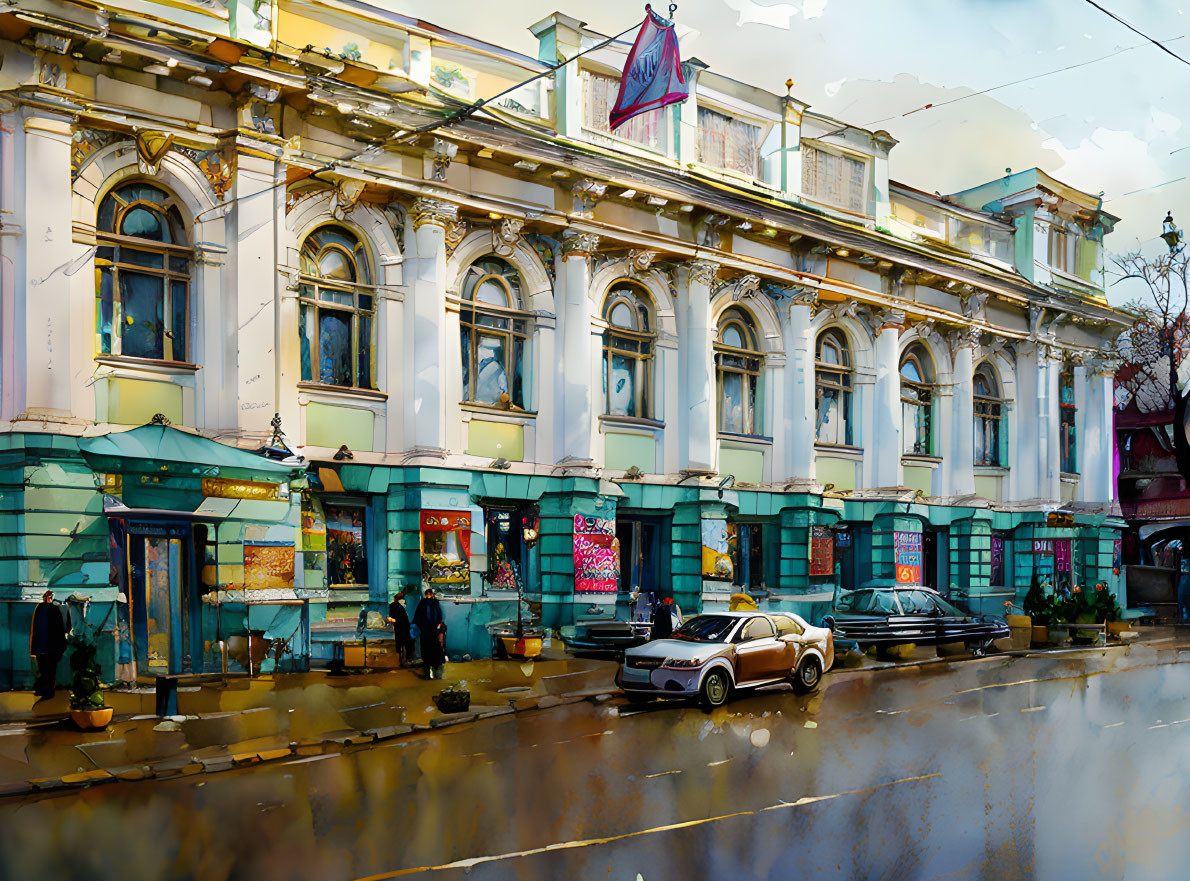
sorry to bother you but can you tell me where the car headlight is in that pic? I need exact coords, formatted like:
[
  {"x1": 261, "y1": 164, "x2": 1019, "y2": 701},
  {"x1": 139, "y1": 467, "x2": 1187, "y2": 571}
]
[{"x1": 663, "y1": 658, "x2": 701, "y2": 668}]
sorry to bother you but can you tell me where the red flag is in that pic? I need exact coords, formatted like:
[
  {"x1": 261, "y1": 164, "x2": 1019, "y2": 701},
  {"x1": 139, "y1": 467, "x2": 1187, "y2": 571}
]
[{"x1": 609, "y1": 4, "x2": 687, "y2": 131}]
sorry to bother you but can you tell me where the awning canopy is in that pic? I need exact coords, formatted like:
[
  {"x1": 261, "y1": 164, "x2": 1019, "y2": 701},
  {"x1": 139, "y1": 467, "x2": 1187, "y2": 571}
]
[{"x1": 79, "y1": 425, "x2": 301, "y2": 478}]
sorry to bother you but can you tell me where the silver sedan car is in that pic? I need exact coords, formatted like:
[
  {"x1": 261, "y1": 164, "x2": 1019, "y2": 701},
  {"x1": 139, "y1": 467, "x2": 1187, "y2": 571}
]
[{"x1": 616, "y1": 611, "x2": 835, "y2": 708}]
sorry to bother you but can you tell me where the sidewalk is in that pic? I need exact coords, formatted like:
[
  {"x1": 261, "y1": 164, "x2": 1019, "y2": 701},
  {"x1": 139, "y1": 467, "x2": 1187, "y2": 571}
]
[{"x1": 3, "y1": 627, "x2": 1189, "y2": 799}]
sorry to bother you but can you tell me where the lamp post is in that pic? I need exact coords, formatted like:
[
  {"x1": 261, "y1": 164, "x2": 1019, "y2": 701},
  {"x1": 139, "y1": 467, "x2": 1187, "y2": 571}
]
[
  {"x1": 1162, "y1": 212, "x2": 1184, "y2": 254},
  {"x1": 518, "y1": 521, "x2": 539, "y2": 639}
]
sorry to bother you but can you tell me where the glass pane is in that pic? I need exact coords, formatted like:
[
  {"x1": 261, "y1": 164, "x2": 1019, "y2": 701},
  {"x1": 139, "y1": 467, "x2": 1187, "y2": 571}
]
[
  {"x1": 608, "y1": 352, "x2": 637, "y2": 416},
  {"x1": 474, "y1": 278, "x2": 510, "y2": 307},
  {"x1": 512, "y1": 337, "x2": 525, "y2": 408},
  {"x1": 358, "y1": 294, "x2": 373, "y2": 313},
  {"x1": 746, "y1": 374, "x2": 757, "y2": 434},
  {"x1": 475, "y1": 333, "x2": 509, "y2": 404},
  {"x1": 318, "y1": 310, "x2": 352, "y2": 386},
  {"x1": 299, "y1": 303, "x2": 313, "y2": 382},
  {"x1": 900, "y1": 360, "x2": 921, "y2": 382},
  {"x1": 610, "y1": 302, "x2": 634, "y2": 329},
  {"x1": 169, "y1": 256, "x2": 189, "y2": 274},
  {"x1": 325, "y1": 504, "x2": 367, "y2": 586},
  {"x1": 121, "y1": 206, "x2": 164, "y2": 240},
  {"x1": 318, "y1": 248, "x2": 354, "y2": 282},
  {"x1": 170, "y1": 281, "x2": 187, "y2": 361},
  {"x1": 319, "y1": 287, "x2": 354, "y2": 307},
  {"x1": 721, "y1": 371, "x2": 744, "y2": 433},
  {"x1": 816, "y1": 387, "x2": 841, "y2": 444},
  {"x1": 96, "y1": 267, "x2": 113, "y2": 354},
  {"x1": 903, "y1": 403, "x2": 926, "y2": 454},
  {"x1": 460, "y1": 327, "x2": 471, "y2": 397},
  {"x1": 723, "y1": 325, "x2": 743, "y2": 348},
  {"x1": 820, "y1": 339, "x2": 840, "y2": 365},
  {"x1": 356, "y1": 314, "x2": 373, "y2": 389},
  {"x1": 901, "y1": 384, "x2": 921, "y2": 405},
  {"x1": 97, "y1": 195, "x2": 117, "y2": 233},
  {"x1": 120, "y1": 248, "x2": 163, "y2": 270},
  {"x1": 477, "y1": 312, "x2": 508, "y2": 329},
  {"x1": 120, "y1": 272, "x2": 164, "y2": 359}
]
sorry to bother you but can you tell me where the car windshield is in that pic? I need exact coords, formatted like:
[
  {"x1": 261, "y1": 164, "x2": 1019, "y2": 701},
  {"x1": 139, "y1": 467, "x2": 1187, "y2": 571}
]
[
  {"x1": 930, "y1": 595, "x2": 971, "y2": 617},
  {"x1": 674, "y1": 615, "x2": 737, "y2": 643},
  {"x1": 836, "y1": 591, "x2": 899, "y2": 614}
]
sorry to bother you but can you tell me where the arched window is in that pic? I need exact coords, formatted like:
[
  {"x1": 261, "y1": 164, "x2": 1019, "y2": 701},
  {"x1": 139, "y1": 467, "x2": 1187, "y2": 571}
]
[
  {"x1": 460, "y1": 257, "x2": 529, "y2": 407},
  {"x1": 1060, "y1": 369, "x2": 1077, "y2": 473},
  {"x1": 900, "y1": 343, "x2": 935, "y2": 456},
  {"x1": 95, "y1": 182, "x2": 192, "y2": 362},
  {"x1": 601, "y1": 281, "x2": 656, "y2": 418},
  {"x1": 815, "y1": 329, "x2": 852, "y2": 445},
  {"x1": 298, "y1": 226, "x2": 375, "y2": 389},
  {"x1": 974, "y1": 363, "x2": 1004, "y2": 466},
  {"x1": 715, "y1": 307, "x2": 764, "y2": 435}
]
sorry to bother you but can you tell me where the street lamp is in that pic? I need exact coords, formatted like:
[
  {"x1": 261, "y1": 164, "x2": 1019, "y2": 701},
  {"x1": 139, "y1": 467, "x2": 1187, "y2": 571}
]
[{"x1": 1161, "y1": 212, "x2": 1184, "y2": 254}]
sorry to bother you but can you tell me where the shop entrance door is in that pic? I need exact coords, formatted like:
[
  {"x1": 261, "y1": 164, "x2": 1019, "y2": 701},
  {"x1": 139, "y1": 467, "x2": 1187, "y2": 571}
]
[
  {"x1": 128, "y1": 523, "x2": 198, "y2": 676},
  {"x1": 615, "y1": 514, "x2": 669, "y2": 598}
]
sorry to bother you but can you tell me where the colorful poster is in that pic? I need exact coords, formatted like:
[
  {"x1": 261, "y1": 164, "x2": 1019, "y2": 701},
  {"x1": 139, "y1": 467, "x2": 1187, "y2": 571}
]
[
  {"x1": 574, "y1": 514, "x2": 618, "y2": 593},
  {"x1": 421, "y1": 511, "x2": 472, "y2": 585},
  {"x1": 810, "y1": 526, "x2": 834, "y2": 577},
  {"x1": 894, "y1": 531, "x2": 923, "y2": 585},
  {"x1": 243, "y1": 542, "x2": 296, "y2": 590},
  {"x1": 1033, "y1": 539, "x2": 1054, "y2": 555},
  {"x1": 700, "y1": 519, "x2": 734, "y2": 581}
]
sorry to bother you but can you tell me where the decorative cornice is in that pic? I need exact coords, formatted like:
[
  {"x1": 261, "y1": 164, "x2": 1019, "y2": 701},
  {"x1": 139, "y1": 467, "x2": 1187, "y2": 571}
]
[
  {"x1": 561, "y1": 230, "x2": 600, "y2": 257},
  {"x1": 959, "y1": 289, "x2": 989, "y2": 320},
  {"x1": 688, "y1": 259, "x2": 720, "y2": 287},
  {"x1": 695, "y1": 213, "x2": 730, "y2": 249},
  {"x1": 947, "y1": 327, "x2": 982, "y2": 351},
  {"x1": 428, "y1": 137, "x2": 457, "y2": 182},
  {"x1": 724, "y1": 273, "x2": 761, "y2": 302},
  {"x1": 411, "y1": 198, "x2": 459, "y2": 231},
  {"x1": 627, "y1": 249, "x2": 658, "y2": 275},
  {"x1": 873, "y1": 307, "x2": 906, "y2": 333},
  {"x1": 571, "y1": 179, "x2": 607, "y2": 217}
]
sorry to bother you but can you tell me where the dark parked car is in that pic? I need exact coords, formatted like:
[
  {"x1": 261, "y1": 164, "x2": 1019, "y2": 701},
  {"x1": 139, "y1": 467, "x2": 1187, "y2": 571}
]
[
  {"x1": 564, "y1": 620, "x2": 653, "y2": 656},
  {"x1": 822, "y1": 587, "x2": 1009, "y2": 655}
]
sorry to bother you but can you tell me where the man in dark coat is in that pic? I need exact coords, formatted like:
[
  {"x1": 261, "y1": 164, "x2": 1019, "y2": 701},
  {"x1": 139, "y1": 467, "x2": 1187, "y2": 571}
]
[
  {"x1": 386, "y1": 592, "x2": 413, "y2": 667},
  {"x1": 29, "y1": 591, "x2": 67, "y2": 699},
  {"x1": 412, "y1": 588, "x2": 446, "y2": 679},
  {"x1": 651, "y1": 596, "x2": 675, "y2": 641}
]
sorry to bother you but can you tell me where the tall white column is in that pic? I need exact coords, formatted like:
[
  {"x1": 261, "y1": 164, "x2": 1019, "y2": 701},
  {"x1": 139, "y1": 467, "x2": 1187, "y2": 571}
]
[
  {"x1": 557, "y1": 231, "x2": 597, "y2": 464},
  {"x1": 872, "y1": 312, "x2": 904, "y2": 487},
  {"x1": 406, "y1": 199, "x2": 455, "y2": 454},
  {"x1": 683, "y1": 261, "x2": 718, "y2": 472},
  {"x1": 1012, "y1": 345, "x2": 1040, "y2": 501},
  {"x1": 783, "y1": 295, "x2": 816, "y2": 482},
  {"x1": 1086, "y1": 366, "x2": 1116, "y2": 504},
  {"x1": 20, "y1": 111, "x2": 75, "y2": 418},
  {"x1": 1041, "y1": 346, "x2": 1062, "y2": 501},
  {"x1": 950, "y1": 331, "x2": 977, "y2": 496}
]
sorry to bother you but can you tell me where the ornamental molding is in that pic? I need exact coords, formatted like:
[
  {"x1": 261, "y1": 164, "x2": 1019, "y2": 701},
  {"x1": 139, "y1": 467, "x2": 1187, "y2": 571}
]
[
  {"x1": 788, "y1": 286, "x2": 819, "y2": 307},
  {"x1": 695, "y1": 213, "x2": 731, "y2": 249},
  {"x1": 870, "y1": 306, "x2": 905, "y2": 333},
  {"x1": 330, "y1": 179, "x2": 366, "y2": 220},
  {"x1": 628, "y1": 249, "x2": 658, "y2": 275},
  {"x1": 688, "y1": 259, "x2": 720, "y2": 287},
  {"x1": 947, "y1": 326, "x2": 982, "y2": 351},
  {"x1": 959, "y1": 289, "x2": 989, "y2": 321},
  {"x1": 561, "y1": 230, "x2": 600, "y2": 257},
  {"x1": 722, "y1": 274, "x2": 761, "y2": 302},
  {"x1": 491, "y1": 217, "x2": 525, "y2": 257},
  {"x1": 134, "y1": 131, "x2": 175, "y2": 176},
  {"x1": 411, "y1": 198, "x2": 459, "y2": 230},
  {"x1": 428, "y1": 137, "x2": 457, "y2": 182},
  {"x1": 571, "y1": 179, "x2": 607, "y2": 217}
]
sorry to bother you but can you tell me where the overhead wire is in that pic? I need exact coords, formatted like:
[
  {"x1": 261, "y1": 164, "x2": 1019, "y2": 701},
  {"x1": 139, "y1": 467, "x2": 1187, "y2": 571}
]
[{"x1": 1079, "y1": 0, "x2": 1190, "y2": 67}]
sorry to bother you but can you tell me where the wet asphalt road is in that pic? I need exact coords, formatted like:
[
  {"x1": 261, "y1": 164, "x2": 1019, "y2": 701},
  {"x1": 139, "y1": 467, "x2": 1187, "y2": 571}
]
[{"x1": 3, "y1": 645, "x2": 1190, "y2": 881}]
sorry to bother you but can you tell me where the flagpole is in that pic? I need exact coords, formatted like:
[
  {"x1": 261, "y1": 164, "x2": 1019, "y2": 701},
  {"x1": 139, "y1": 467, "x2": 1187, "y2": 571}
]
[{"x1": 393, "y1": 5, "x2": 678, "y2": 144}]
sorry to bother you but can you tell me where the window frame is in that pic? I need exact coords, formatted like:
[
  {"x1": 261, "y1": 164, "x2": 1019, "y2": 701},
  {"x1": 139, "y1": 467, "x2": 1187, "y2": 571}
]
[
  {"x1": 601, "y1": 281, "x2": 657, "y2": 419},
  {"x1": 800, "y1": 141, "x2": 870, "y2": 215},
  {"x1": 459, "y1": 257, "x2": 531, "y2": 408},
  {"x1": 1060, "y1": 369, "x2": 1077, "y2": 473},
  {"x1": 973, "y1": 362, "x2": 1004, "y2": 466},
  {"x1": 581, "y1": 68, "x2": 665, "y2": 151},
  {"x1": 94, "y1": 181, "x2": 193, "y2": 363},
  {"x1": 900, "y1": 344, "x2": 936, "y2": 457},
  {"x1": 297, "y1": 225, "x2": 377, "y2": 391},
  {"x1": 815, "y1": 328, "x2": 854, "y2": 446},
  {"x1": 715, "y1": 307, "x2": 764, "y2": 436},
  {"x1": 697, "y1": 105, "x2": 763, "y2": 178}
]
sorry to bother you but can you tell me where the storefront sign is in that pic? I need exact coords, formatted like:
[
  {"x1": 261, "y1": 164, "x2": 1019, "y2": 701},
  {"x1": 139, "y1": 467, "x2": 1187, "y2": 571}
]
[
  {"x1": 809, "y1": 526, "x2": 833, "y2": 577},
  {"x1": 574, "y1": 514, "x2": 618, "y2": 593},
  {"x1": 700, "y1": 519, "x2": 734, "y2": 581},
  {"x1": 420, "y1": 511, "x2": 471, "y2": 585},
  {"x1": 1033, "y1": 539, "x2": 1054, "y2": 555},
  {"x1": 894, "y1": 531, "x2": 922, "y2": 584},
  {"x1": 1055, "y1": 538, "x2": 1072, "y2": 573},
  {"x1": 201, "y1": 477, "x2": 285, "y2": 501}
]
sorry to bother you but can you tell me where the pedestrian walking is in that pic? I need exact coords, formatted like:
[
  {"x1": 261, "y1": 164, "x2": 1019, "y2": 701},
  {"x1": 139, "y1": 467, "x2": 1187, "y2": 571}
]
[
  {"x1": 386, "y1": 592, "x2": 413, "y2": 667},
  {"x1": 412, "y1": 587, "x2": 447, "y2": 679},
  {"x1": 651, "y1": 596, "x2": 675, "y2": 641},
  {"x1": 29, "y1": 590, "x2": 67, "y2": 700}
]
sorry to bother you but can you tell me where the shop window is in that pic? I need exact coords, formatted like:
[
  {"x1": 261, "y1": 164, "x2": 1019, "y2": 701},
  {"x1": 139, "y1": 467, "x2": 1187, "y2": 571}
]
[
  {"x1": 298, "y1": 226, "x2": 376, "y2": 390},
  {"x1": 1060, "y1": 370, "x2": 1077, "y2": 473},
  {"x1": 95, "y1": 181, "x2": 192, "y2": 362},
  {"x1": 990, "y1": 531, "x2": 1009, "y2": 588},
  {"x1": 601, "y1": 281, "x2": 656, "y2": 419},
  {"x1": 801, "y1": 144, "x2": 868, "y2": 214},
  {"x1": 715, "y1": 307, "x2": 764, "y2": 436},
  {"x1": 460, "y1": 257, "x2": 529, "y2": 408},
  {"x1": 974, "y1": 362, "x2": 1004, "y2": 466},
  {"x1": 900, "y1": 343, "x2": 936, "y2": 456},
  {"x1": 582, "y1": 69, "x2": 663, "y2": 149},
  {"x1": 698, "y1": 107, "x2": 762, "y2": 178},
  {"x1": 730, "y1": 523, "x2": 766, "y2": 589},
  {"x1": 815, "y1": 329, "x2": 853, "y2": 445},
  {"x1": 701, "y1": 519, "x2": 734, "y2": 582},
  {"x1": 484, "y1": 508, "x2": 528, "y2": 590},
  {"x1": 324, "y1": 503, "x2": 368, "y2": 589},
  {"x1": 420, "y1": 511, "x2": 471, "y2": 588}
]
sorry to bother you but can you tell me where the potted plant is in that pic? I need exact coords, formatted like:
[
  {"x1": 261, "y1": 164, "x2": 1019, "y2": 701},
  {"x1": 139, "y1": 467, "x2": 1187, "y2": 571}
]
[
  {"x1": 68, "y1": 629, "x2": 112, "y2": 730},
  {"x1": 1022, "y1": 580, "x2": 1058, "y2": 647}
]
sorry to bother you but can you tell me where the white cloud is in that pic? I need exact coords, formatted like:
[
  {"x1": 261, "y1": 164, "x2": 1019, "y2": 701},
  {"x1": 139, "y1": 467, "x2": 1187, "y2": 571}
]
[
  {"x1": 803, "y1": 0, "x2": 828, "y2": 19},
  {"x1": 721, "y1": 0, "x2": 798, "y2": 29}
]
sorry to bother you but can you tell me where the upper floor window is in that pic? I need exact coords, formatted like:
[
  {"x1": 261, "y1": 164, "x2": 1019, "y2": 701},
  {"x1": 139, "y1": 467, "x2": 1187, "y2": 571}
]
[
  {"x1": 298, "y1": 226, "x2": 375, "y2": 390},
  {"x1": 1060, "y1": 369, "x2": 1077, "y2": 473},
  {"x1": 602, "y1": 281, "x2": 656, "y2": 418},
  {"x1": 801, "y1": 144, "x2": 868, "y2": 215},
  {"x1": 1049, "y1": 225, "x2": 1075, "y2": 275},
  {"x1": 697, "y1": 108, "x2": 762, "y2": 178},
  {"x1": 460, "y1": 257, "x2": 529, "y2": 408},
  {"x1": 715, "y1": 307, "x2": 763, "y2": 435},
  {"x1": 95, "y1": 182, "x2": 192, "y2": 362},
  {"x1": 974, "y1": 363, "x2": 1004, "y2": 466},
  {"x1": 582, "y1": 70, "x2": 663, "y2": 150},
  {"x1": 900, "y1": 343, "x2": 936, "y2": 456},
  {"x1": 815, "y1": 329, "x2": 853, "y2": 445}
]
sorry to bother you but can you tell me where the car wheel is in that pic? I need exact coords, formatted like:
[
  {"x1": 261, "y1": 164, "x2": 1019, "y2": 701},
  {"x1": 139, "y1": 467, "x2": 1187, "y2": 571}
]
[
  {"x1": 699, "y1": 669, "x2": 731, "y2": 708},
  {"x1": 791, "y1": 656, "x2": 822, "y2": 693}
]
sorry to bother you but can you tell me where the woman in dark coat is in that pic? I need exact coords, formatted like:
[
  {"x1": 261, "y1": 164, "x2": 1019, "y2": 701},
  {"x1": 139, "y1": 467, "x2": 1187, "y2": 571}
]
[
  {"x1": 386, "y1": 593, "x2": 412, "y2": 667},
  {"x1": 412, "y1": 588, "x2": 447, "y2": 679},
  {"x1": 29, "y1": 590, "x2": 67, "y2": 699}
]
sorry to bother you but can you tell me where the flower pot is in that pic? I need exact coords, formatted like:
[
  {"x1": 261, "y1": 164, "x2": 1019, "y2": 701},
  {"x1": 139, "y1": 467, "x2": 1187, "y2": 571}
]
[
  {"x1": 1005, "y1": 616, "x2": 1032, "y2": 651},
  {"x1": 70, "y1": 707, "x2": 113, "y2": 730},
  {"x1": 1031, "y1": 625, "x2": 1049, "y2": 647}
]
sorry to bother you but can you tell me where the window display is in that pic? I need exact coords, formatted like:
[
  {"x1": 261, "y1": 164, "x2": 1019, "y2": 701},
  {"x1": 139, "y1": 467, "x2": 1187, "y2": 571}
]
[{"x1": 421, "y1": 511, "x2": 472, "y2": 586}]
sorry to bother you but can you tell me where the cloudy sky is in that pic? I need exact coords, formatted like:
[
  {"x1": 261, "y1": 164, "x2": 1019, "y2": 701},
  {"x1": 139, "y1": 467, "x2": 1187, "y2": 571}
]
[{"x1": 391, "y1": 0, "x2": 1190, "y2": 304}]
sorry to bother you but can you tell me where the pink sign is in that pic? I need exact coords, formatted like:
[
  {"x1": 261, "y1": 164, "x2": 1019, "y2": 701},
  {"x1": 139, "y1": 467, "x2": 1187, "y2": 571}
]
[{"x1": 574, "y1": 514, "x2": 619, "y2": 593}]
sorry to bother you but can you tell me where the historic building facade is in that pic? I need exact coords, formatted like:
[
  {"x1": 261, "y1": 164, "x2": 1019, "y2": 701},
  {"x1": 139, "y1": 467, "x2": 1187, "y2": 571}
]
[{"x1": 0, "y1": 1, "x2": 1128, "y2": 684}]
